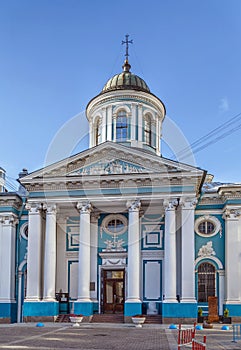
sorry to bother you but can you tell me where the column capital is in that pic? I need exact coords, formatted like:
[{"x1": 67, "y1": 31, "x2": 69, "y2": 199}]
[
  {"x1": 0, "y1": 214, "x2": 18, "y2": 226},
  {"x1": 43, "y1": 203, "x2": 57, "y2": 214},
  {"x1": 126, "y1": 199, "x2": 141, "y2": 212},
  {"x1": 179, "y1": 197, "x2": 197, "y2": 210},
  {"x1": 25, "y1": 202, "x2": 42, "y2": 213},
  {"x1": 163, "y1": 199, "x2": 178, "y2": 211},
  {"x1": 222, "y1": 208, "x2": 241, "y2": 220},
  {"x1": 77, "y1": 201, "x2": 92, "y2": 214}
]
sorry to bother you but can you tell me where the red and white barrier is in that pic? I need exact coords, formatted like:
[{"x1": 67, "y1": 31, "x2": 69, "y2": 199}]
[
  {"x1": 192, "y1": 335, "x2": 206, "y2": 350},
  {"x1": 177, "y1": 323, "x2": 196, "y2": 349}
]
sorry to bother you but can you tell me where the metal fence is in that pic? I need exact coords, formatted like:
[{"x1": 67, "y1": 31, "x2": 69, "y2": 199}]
[{"x1": 232, "y1": 324, "x2": 241, "y2": 343}]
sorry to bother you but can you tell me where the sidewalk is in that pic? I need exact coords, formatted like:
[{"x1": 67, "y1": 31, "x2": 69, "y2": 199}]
[{"x1": 0, "y1": 322, "x2": 239, "y2": 349}]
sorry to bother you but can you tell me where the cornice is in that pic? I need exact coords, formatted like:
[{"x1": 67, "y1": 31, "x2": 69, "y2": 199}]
[
  {"x1": 23, "y1": 172, "x2": 201, "y2": 193},
  {"x1": 86, "y1": 90, "x2": 165, "y2": 119},
  {"x1": 0, "y1": 194, "x2": 22, "y2": 209}
]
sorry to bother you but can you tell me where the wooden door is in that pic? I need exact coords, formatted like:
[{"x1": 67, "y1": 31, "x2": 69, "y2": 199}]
[{"x1": 103, "y1": 270, "x2": 124, "y2": 314}]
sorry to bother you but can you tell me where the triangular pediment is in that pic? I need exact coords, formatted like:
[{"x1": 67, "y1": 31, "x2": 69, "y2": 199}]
[{"x1": 20, "y1": 141, "x2": 205, "y2": 183}]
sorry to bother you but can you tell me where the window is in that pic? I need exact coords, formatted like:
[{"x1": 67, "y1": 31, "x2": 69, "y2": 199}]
[
  {"x1": 107, "y1": 219, "x2": 124, "y2": 234},
  {"x1": 195, "y1": 216, "x2": 221, "y2": 237},
  {"x1": 95, "y1": 119, "x2": 101, "y2": 145},
  {"x1": 102, "y1": 214, "x2": 128, "y2": 236},
  {"x1": 116, "y1": 111, "x2": 127, "y2": 141},
  {"x1": 198, "y1": 263, "x2": 215, "y2": 302},
  {"x1": 198, "y1": 221, "x2": 215, "y2": 235},
  {"x1": 144, "y1": 115, "x2": 152, "y2": 146}
]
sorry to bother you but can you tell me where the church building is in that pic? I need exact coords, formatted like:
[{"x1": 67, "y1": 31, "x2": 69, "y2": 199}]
[{"x1": 1, "y1": 40, "x2": 241, "y2": 324}]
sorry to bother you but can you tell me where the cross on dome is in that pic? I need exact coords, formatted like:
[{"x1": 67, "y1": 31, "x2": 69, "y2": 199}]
[{"x1": 121, "y1": 34, "x2": 133, "y2": 72}]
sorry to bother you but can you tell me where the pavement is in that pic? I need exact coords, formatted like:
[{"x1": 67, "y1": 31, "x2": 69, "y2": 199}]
[{"x1": 0, "y1": 322, "x2": 240, "y2": 350}]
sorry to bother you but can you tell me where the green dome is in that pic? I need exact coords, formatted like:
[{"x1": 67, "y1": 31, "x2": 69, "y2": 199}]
[{"x1": 102, "y1": 60, "x2": 150, "y2": 93}]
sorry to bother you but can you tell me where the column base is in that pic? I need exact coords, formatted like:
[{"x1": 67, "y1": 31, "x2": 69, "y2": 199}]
[
  {"x1": 124, "y1": 300, "x2": 142, "y2": 316},
  {"x1": 180, "y1": 298, "x2": 197, "y2": 303},
  {"x1": 23, "y1": 300, "x2": 59, "y2": 320},
  {"x1": 74, "y1": 300, "x2": 93, "y2": 316}
]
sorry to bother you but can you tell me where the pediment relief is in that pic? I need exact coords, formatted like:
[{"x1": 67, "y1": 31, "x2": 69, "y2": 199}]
[{"x1": 67, "y1": 158, "x2": 152, "y2": 176}]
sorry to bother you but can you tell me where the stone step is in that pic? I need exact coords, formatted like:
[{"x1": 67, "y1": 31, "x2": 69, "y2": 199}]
[
  {"x1": 55, "y1": 314, "x2": 71, "y2": 323},
  {"x1": 91, "y1": 314, "x2": 124, "y2": 323},
  {"x1": 144, "y1": 315, "x2": 163, "y2": 324}
]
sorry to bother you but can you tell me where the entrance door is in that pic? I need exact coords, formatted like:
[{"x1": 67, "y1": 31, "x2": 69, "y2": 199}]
[{"x1": 103, "y1": 270, "x2": 125, "y2": 314}]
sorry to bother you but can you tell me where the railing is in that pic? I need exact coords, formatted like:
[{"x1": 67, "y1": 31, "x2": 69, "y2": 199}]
[
  {"x1": 177, "y1": 323, "x2": 196, "y2": 349},
  {"x1": 232, "y1": 324, "x2": 241, "y2": 343},
  {"x1": 192, "y1": 336, "x2": 206, "y2": 350}
]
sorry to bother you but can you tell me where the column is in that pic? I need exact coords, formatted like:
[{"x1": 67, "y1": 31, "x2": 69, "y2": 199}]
[
  {"x1": 125, "y1": 200, "x2": 141, "y2": 316},
  {"x1": 113, "y1": 116, "x2": 116, "y2": 142},
  {"x1": 43, "y1": 204, "x2": 57, "y2": 301},
  {"x1": 90, "y1": 214, "x2": 99, "y2": 302},
  {"x1": 107, "y1": 106, "x2": 112, "y2": 141},
  {"x1": 218, "y1": 270, "x2": 225, "y2": 315},
  {"x1": 75, "y1": 202, "x2": 93, "y2": 315},
  {"x1": 156, "y1": 118, "x2": 160, "y2": 155},
  {"x1": 180, "y1": 198, "x2": 197, "y2": 303},
  {"x1": 89, "y1": 121, "x2": 93, "y2": 147},
  {"x1": 25, "y1": 203, "x2": 43, "y2": 300},
  {"x1": 137, "y1": 104, "x2": 143, "y2": 143},
  {"x1": 102, "y1": 107, "x2": 107, "y2": 142},
  {"x1": 163, "y1": 199, "x2": 178, "y2": 303},
  {"x1": 223, "y1": 208, "x2": 241, "y2": 303},
  {"x1": 131, "y1": 103, "x2": 136, "y2": 141},
  {"x1": 0, "y1": 215, "x2": 18, "y2": 302}
]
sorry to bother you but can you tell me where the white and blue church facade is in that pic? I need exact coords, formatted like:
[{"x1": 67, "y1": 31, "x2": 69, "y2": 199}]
[{"x1": 1, "y1": 56, "x2": 241, "y2": 324}]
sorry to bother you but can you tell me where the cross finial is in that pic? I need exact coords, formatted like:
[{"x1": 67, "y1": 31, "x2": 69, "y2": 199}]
[{"x1": 122, "y1": 34, "x2": 133, "y2": 61}]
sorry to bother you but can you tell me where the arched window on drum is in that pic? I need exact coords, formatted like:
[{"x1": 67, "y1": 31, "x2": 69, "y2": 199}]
[
  {"x1": 198, "y1": 262, "x2": 216, "y2": 302},
  {"x1": 144, "y1": 115, "x2": 152, "y2": 146},
  {"x1": 116, "y1": 110, "x2": 128, "y2": 141}
]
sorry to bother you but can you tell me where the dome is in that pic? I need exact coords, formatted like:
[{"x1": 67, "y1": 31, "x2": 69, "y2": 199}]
[{"x1": 102, "y1": 60, "x2": 150, "y2": 93}]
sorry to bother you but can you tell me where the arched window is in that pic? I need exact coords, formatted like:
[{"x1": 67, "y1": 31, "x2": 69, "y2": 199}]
[
  {"x1": 116, "y1": 111, "x2": 127, "y2": 141},
  {"x1": 95, "y1": 119, "x2": 101, "y2": 145},
  {"x1": 144, "y1": 115, "x2": 152, "y2": 146},
  {"x1": 198, "y1": 262, "x2": 215, "y2": 302}
]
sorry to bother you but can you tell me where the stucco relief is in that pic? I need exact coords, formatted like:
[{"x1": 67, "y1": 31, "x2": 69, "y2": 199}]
[{"x1": 198, "y1": 241, "x2": 216, "y2": 257}]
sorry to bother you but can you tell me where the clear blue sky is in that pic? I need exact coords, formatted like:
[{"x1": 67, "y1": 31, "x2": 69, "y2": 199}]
[{"x1": 1, "y1": 0, "x2": 241, "y2": 186}]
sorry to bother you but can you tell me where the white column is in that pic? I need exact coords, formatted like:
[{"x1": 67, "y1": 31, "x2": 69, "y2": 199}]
[
  {"x1": 156, "y1": 118, "x2": 160, "y2": 155},
  {"x1": 131, "y1": 103, "x2": 136, "y2": 141},
  {"x1": 180, "y1": 198, "x2": 197, "y2": 303},
  {"x1": 223, "y1": 208, "x2": 241, "y2": 303},
  {"x1": 0, "y1": 215, "x2": 18, "y2": 302},
  {"x1": 25, "y1": 203, "x2": 43, "y2": 300},
  {"x1": 126, "y1": 200, "x2": 141, "y2": 302},
  {"x1": 138, "y1": 104, "x2": 143, "y2": 143},
  {"x1": 163, "y1": 199, "x2": 178, "y2": 303},
  {"x1": 43, "y1": 204, "x2": 57, "y2": 301},
  {"x1": 107, "y1": 106, "x2": 112, "y2": 141},
  {"x1": 17, "y1": 271, "x2": 23, "y2": 322},
  {"x1": 90, "y1": 214, "x2": 99, "y2": 302},
  {"x1": 77, "y1": 202, "x2": 92, "y2": 301},
  {"x1": 102, "y1": 108, "x2": 107, "y2": 143},
  {"x1": 113, "y1": 116, "x2": 116, "y2": 142},
  {"x1": 218, "y1": 270, "x2": 225, "y2": 315},
  {"x1": 89, "y1": 121, "x2": 93, "y2": 148}
]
